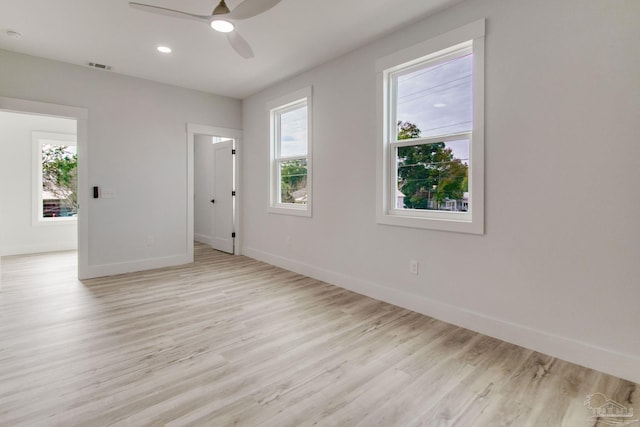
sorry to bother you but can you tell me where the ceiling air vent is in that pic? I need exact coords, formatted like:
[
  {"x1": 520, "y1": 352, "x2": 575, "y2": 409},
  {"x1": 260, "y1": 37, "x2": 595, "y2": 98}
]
[{"x1": 87, "y1": 62, "x2": 112, "y2": 71}]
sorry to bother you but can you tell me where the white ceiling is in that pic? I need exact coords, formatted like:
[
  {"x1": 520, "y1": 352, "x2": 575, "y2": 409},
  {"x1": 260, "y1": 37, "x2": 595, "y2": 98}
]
[{"x1": 0, "y1": 0, "x2": 463, "y2": 99}]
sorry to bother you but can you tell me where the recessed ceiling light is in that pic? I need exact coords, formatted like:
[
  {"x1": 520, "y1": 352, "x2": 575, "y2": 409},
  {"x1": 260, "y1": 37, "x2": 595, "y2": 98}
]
[
  {"x1": 211, "y1": 20, "x2": 234, "y2": 33},
  {"x1": 433, "y1": 103, "x2": 447, "y2": 108},
  {"x1": 6, "y1": 30, "x2": 22, "y2": 39},
  {"x1": 157, "y1": 46, "x2": 172, "y2": 53}
]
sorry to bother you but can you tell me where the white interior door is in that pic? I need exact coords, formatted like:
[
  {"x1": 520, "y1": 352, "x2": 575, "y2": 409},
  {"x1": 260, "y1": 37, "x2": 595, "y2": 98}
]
[{"x1": 211, "y1": 139, "x2": 234, "y2": 254}]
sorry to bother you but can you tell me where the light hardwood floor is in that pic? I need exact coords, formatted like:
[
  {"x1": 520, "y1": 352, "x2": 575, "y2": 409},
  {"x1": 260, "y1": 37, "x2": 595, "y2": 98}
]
[{"x1": 0, "y1": 244, "x2": 637, "y2": 426}]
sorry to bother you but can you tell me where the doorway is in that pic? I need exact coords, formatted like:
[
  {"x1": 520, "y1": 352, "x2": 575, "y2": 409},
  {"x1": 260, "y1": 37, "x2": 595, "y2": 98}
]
[
  {"x1": 187, "y1": 124, "x2": 242, "y2": 260},
  {"x1": 194, "y1": 135, "x2": 235, "y2": 254},
  {"x1": 0, "y1": 97, "x2": 89, "y2": 286}
]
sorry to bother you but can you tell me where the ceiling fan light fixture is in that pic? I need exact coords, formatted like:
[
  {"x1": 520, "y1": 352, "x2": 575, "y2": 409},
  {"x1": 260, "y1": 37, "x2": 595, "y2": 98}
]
[
  {"x1": 212, "y1": 0, "x2": 231, "y2": 15},
  {"x1": 211, "y1": 19, "x2": 234, "y2": 33}
]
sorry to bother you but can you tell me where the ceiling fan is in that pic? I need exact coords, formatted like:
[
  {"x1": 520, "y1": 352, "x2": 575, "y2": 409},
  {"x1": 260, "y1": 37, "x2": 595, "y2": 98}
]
[{"x1": 129, "y1": 0, "x2": 282, "y2": 59}]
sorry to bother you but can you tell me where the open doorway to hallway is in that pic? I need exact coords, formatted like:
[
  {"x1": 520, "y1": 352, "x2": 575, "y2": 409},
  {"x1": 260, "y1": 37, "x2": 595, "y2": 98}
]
[
  {"x1": 194, "y1": 135, "x2": 236, "y2": 254},
  {"x1": 187, "y1": 124, "x2": 242, "y2": 261}
]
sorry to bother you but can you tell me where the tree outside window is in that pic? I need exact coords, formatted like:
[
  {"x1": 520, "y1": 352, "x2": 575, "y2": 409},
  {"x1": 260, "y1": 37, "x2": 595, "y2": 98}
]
[
  {"x1": 396, "y1": 121, "x2": 468, "y2": 211},
  {"x1": 40, "y1": 143, "x2": 78, "y2": 219},
  {"x1": 30, "y1": 129, "x2": 79, "y2": 228}
]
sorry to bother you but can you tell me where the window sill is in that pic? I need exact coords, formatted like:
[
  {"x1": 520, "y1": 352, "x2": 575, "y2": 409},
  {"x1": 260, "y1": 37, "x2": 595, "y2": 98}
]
[
  {"x1": 268, "y1": 204, "x2": 311, "y2": 217},
  {"x1": 34, "y1": 217, "x2": 78, "y2": 227},
  {"x1": 376, "y1": 212, "x2": 483, "y2": 234}
]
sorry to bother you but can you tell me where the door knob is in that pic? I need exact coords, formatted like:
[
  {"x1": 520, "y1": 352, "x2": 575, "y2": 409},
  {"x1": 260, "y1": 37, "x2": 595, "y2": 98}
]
[{"x1": 210, "y1": 199, "x2": 215, "y2": 204}]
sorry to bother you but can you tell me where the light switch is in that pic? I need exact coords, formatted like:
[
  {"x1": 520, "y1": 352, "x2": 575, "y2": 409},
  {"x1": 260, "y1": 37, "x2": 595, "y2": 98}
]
[{"x1": 101, "y1": 189, "x2": 115, "y2": 199}]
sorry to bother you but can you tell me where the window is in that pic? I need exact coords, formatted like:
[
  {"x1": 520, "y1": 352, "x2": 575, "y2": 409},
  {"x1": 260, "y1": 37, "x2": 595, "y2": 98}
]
[
  {"x1": 32, "y1": 132, "x2": 78, "y2": 224},
  {"x1": 268, "y1": 87, "x2": 312, "y2": 216},
  {"x1": 376, "y1": 19, "x2": 485, "y2": 234}
]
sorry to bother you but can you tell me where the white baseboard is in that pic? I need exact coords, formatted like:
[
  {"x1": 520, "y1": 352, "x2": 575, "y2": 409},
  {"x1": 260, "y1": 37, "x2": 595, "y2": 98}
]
[
  {"x1": 194, "y1": 233, "x2": 213, "y2": 246},
  {"x1": 242, "y1": 246, "x2": 640, "y2": 384},
  {"x1": 1, "y1": 242, "x2": 78, "y2": 256},
  {"x1": 84, "y1": 253, "x2": 191, "y2": 279}
]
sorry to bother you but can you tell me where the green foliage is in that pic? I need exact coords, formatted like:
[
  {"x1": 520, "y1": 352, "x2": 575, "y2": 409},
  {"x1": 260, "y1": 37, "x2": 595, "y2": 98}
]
[
  {"x1": 280, "y1": 159, "x2": 307, "y2": 204},
  {"x1": 396, "y1": 121, "x2": 468, "y2": 210},
  {"x1": 42, "y1": 145, "x2": 78, "y2": 212},
  {"x1": 397, "y1": 121, "x2": 421, "y2": 140}
]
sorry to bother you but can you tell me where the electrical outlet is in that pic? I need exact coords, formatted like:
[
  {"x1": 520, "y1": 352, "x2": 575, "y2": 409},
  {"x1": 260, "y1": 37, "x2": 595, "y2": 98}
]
[
  {"x1": 409, "y1": 259, "x2": 419, "y2": 275},
  {"x1": 146, "y1": 235, "x2": 155, "y2": 246}
]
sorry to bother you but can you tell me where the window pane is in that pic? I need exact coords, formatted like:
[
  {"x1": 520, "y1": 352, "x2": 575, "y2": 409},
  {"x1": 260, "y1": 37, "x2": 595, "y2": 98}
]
[
  {"x1": 42, "y1": 144, "x2": 78, "y2": 218},
  {"x1": 279, "y1": 105, "x2": 308, "y2": 157},
  {"x1": 279, "y1": 159, "x2": 308, "y2": 204},
  {"x1": 396, "y1": 139, "x2": 469, "y2": 212},
  {"x1": 396, "y1": 53, "x2": 472, "y2": 140}
]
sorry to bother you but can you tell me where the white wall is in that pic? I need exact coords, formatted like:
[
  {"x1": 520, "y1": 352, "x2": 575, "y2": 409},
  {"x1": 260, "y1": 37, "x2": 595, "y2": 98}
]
[
  {"x1": 0, "y1": 49, "x2": 242, "y2": 277},
  {"x1": 0, "y1": 111, "x2": 77, "y2": 255},
  {"x1": 241, "y1": 0, "x2": 640, "y2": 383},
  {"x1": 194, "y1": 134, "x2": 214, "y2": 245}
]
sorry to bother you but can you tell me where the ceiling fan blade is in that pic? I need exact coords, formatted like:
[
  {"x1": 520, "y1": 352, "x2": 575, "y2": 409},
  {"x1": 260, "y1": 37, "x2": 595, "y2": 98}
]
[
  {"x1": 226, "y1": 31, "x2": 254, "y2": 59},
  {"x1": 129, "y1": 2, "x2": 210, "y2": 22},
  {"x1": 229, "y1": 0, "x2": 282, "y2": 20}
]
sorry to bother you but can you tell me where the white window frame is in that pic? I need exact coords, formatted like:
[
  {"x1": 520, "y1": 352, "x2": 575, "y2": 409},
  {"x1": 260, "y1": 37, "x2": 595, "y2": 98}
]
[
  {"x1": 376, "y1": 19, "x2": 485, "y2": 234},
  {"x1": 267, "y1": 86, "x2": 313, "y2": 217},
  {"x1": 32, "y1": 131, "x2": 78, "y2": 226}
]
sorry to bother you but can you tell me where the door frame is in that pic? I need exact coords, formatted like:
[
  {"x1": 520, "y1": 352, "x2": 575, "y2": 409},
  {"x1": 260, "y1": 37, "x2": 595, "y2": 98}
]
[
  {"x1": 0, "y1": 97, "x2": 89, "y2": 280},
  {"x1": 186, "y1": 123, "x2": 242, "y2": 261}
]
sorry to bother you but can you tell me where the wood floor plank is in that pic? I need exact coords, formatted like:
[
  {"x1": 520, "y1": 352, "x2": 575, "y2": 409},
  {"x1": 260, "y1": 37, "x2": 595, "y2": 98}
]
[{"x1": 0, "y1": 244, "x2": 637, "y2": 426}]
